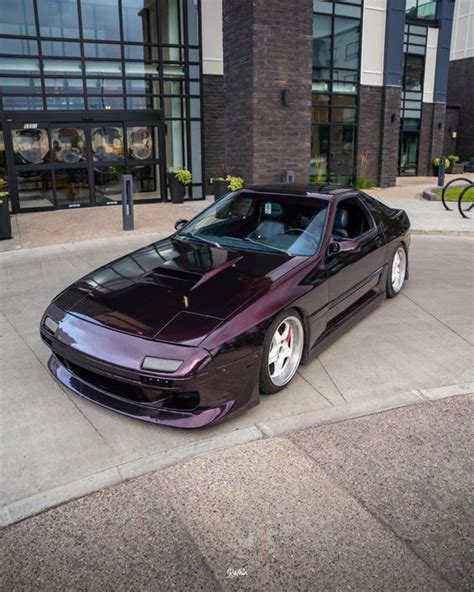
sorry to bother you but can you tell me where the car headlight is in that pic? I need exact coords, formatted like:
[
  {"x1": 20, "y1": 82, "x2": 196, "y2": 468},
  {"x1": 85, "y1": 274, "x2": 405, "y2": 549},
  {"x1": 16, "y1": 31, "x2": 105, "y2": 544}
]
[
  {"x1": 141, "y1": 356, "x2": 183, "y2": 373},
  {"x1": 44, "y1": 316, "x2": 59, "y2": 334}
]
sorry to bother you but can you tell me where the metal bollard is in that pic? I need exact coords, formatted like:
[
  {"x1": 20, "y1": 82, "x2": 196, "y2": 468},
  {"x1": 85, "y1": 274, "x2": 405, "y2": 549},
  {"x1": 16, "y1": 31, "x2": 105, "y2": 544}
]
[
  {"x1": 437, "y1": 157, "x2": 445, "y2": 187},
  {"x1": 121, "y1": 174, "x2": 134, "y2": 231}
]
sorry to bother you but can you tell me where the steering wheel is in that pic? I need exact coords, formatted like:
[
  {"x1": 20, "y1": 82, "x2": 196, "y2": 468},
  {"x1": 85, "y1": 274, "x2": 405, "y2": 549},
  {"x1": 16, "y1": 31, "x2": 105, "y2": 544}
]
[{"x1": 283, "y1": 228, "x2": 319, "y2": 250}]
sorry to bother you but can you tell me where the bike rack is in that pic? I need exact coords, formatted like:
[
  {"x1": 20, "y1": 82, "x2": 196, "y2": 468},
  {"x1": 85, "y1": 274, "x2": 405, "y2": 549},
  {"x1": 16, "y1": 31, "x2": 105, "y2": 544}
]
[{"x1": 441, "y1": 177, "x2": 473, "y2": 219}]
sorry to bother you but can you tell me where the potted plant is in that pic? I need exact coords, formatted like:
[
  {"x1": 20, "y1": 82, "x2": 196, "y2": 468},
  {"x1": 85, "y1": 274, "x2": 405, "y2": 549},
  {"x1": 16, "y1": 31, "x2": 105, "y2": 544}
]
[
  {"x1": 0, "y1": 178, "x2": 12, "y2": 240},
  {"x1": 168, "y1": 168, "x2": 192, "y2": 204},
  {"x1": 432, "y1": 157, "x2": 450, "y2": 176},
  {"x1": 447, "y1": 155, "x2": 462, "y2": 174},
  {"x1": 212, "y1": 169, "x2": 244, "y2": 201}
]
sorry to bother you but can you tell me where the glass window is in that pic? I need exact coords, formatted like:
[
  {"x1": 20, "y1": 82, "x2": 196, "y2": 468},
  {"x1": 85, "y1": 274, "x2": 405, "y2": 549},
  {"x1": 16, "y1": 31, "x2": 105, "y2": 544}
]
[
  {"x1": 46, "y1": 96, "x2": 85, "y2": 110},
  {"x1": 124, "y1": 44, "x2": 160, "y2": 61},
  {"x1": 85, "y1": 61, "x2": 122, "y2": 76},
  {"x1": 91, "y1": 127, "x2": 124, "y2": 161},
  {"x1": 125, "y1": 62, "x2": 160, "y2": 77},
  {"x1": 126, "y1": 78, "x2": 155, "y2": 94},
  {"x1": 88, "y1": 96, "x2": 125, "y2": 110},
  {"x1": 42, "y1": 41, "x2": 81, "y2": 57},
  {"x1": 406, "y1": 0, "x2": 437, "y2": 21},
  {"x1": 87, "y1": 78, "x2": 123, "y2": 94},
  {"x1": 127, "y1": 126, "x2": 155, "y2": 160},
  {"x1": 122, "y1": 0, "x2": 159, "y2": 43},
  {"x1": 43, "y1": 60, "x2": 83, "y2": 75},
  {"x1": 130, "y1": 164, "x2": 160, "y2": 200},
  {"x1": 0, "y1": 0, "x2": 36, "y2": 36},
  {"x1": 38, "y1": 0, "x2": 80, "y2": 37},
  {"x1": 0, "y1": 77, "x2": 42, "y2": 93},
  {"x1": 3, "y1": 96, "x2": 44, "y2": 110},
  {"x1": 313, "y1": 14, "x2": 332, "y2": 69},
  {"x1": 55, "y1": 168, "x2": 91, "y2": 207},
  {"x1": 334, "y1": 18, "x2": 360, "y2": 70},
  {"x1": 0, "y1": 37, "x2": 38, "y2": 55},
  {"x1": 12, "y1": 128, "x2": 50, "y2": 165},
  {"x1": 81, "y1": 0, "x2": 120, "y2": 40},
  {"x1": 84, "y1": 43, "x2": 122, "y2": 59},
  {"x1": 126, "y1": 96, "x2": 156, "y2": 109},
  {"x1": 404, "y1": 55, "x2": 424, "y2": 91},
  {"x1": 93, "y1": 165, "x2": 124, "y2": 203},
  {"x1": 0, "y1": 58, "x2": 40, "y2": 75},
  {"x1": 160, "y1": 0, "x2": 183, "y2": 45},
  {"x1": 17, "y1": 170, "x2": 54, "y2": 209},
  {"x1": 51, "y1": 128, "x2": 87, "y2": 162},
  {"x1": 44, "y1": 78, "x2": 84, "y2": 94}
]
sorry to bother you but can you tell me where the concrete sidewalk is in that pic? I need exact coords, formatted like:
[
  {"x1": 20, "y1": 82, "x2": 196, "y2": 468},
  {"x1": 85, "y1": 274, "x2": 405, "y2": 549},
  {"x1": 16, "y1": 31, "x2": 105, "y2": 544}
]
[
  {"x1": 1, "y1": 395, "x2": 472, "y2": 591},
  {"x1": 1, "y1": 234, "x2": 473, "y2": 527}
]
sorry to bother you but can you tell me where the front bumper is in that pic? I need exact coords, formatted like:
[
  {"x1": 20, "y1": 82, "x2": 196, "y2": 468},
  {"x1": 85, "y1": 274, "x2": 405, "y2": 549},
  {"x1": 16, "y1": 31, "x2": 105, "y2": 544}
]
[{"x1": 41, "y1": 305, "x2": 261, "y2": 428}]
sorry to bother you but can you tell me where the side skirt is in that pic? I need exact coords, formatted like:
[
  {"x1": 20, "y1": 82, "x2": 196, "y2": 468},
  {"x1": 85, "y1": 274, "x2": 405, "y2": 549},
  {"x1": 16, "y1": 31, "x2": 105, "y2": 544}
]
[{"x1": 302, "y1": 289, "x2": 386, "y2": 363}]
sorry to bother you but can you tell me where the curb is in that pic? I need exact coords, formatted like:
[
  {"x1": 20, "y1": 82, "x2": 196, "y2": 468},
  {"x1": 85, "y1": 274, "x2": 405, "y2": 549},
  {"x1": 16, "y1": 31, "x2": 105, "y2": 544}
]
[
  {"x1": 1, "y1": 382, "x2": 472, "y2": 529},
  {"x1": 411, "y1": 228, "x2": 474, "y2": 237}
]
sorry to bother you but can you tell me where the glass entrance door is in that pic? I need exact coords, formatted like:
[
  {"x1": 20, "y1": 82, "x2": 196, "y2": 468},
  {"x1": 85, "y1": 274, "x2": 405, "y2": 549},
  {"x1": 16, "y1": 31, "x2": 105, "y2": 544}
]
[
  {"x1": 399, "y1": 131, "x2": 419, "y2": 176},
  {"x1": 5, "y1": 112, "x2": 164, "y2": 212}
]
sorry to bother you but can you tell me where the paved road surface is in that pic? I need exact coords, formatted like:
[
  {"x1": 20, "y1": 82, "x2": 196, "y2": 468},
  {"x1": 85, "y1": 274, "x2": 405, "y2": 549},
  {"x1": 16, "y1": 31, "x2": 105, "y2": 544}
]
[{"x1": 1, "y1": 396, "x2": 472, "y2": 591}]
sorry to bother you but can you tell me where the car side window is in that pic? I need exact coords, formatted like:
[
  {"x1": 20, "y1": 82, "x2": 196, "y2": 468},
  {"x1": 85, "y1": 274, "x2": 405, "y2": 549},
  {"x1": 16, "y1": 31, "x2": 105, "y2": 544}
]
[{"x1": 333, "y1": 197, "x2": 374, "y2": 240}]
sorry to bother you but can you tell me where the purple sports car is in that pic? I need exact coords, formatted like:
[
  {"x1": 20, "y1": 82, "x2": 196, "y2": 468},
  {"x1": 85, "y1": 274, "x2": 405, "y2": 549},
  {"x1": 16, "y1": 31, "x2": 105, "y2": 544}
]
[{"x1": 41, "y1": 184, "x2": 410, "y2": 428}]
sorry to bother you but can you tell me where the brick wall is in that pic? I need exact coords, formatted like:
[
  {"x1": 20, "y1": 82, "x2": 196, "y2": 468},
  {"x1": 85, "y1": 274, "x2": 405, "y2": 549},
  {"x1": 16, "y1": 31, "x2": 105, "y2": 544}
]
[
  {"x1": 447, "y1": 58, "x2": 474, "y2": 160},
  {"x1": 223, "y1": 0, "x2": 313, "y2": 185},
  {"x1": 418, "y1": 102, "x2": 447, "y2": 175},
  {"x1": 202, "y1": 74, "x2": 225, "y2": 193},
  {"x1": 357, "y1": 85, "x2": 401, "y2": 188}
]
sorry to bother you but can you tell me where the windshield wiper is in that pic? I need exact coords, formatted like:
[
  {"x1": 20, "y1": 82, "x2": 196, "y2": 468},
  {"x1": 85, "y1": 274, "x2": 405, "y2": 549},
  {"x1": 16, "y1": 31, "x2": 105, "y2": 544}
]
[
  {"x1": 177, "y1": 231, "x2": 221, "y2": 249},
  {"x1": 240, "y1": 236, "x2": 289, "y2": 255}
]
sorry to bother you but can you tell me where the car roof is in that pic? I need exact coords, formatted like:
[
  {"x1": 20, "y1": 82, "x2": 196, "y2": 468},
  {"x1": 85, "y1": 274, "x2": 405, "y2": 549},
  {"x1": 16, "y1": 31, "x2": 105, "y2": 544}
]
[{"x1": 243, "y1": 183, "x2": 355, "y2": 200}]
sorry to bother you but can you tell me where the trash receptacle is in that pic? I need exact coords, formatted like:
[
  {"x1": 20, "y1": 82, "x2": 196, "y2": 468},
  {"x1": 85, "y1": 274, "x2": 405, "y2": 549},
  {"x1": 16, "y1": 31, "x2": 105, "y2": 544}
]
[{"x1": 0, "y1": 180, "x2": 12, "y2": 240}]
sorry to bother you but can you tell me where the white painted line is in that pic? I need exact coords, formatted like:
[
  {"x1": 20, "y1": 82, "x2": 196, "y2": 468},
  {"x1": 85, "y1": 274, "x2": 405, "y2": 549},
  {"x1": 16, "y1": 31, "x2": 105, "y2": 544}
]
[{"x1": 418, "y1": 382, "x2": 474, "y2": 401}]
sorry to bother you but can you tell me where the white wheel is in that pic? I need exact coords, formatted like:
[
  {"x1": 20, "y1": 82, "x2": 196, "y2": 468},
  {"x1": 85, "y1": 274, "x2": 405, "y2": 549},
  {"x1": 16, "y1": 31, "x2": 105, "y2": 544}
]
[
  {"x1": 388, "y1": 245, "x2": 407, "y2": 297},
  {"x1": 266, "y1": 315, "x2": 304, "y2": 388}
]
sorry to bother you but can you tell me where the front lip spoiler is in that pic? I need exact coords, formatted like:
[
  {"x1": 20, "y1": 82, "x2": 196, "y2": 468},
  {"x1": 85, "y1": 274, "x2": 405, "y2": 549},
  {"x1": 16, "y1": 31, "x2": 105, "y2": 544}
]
[{"x1": 48, "y1": 354, "x2": 236, "y2": 429}]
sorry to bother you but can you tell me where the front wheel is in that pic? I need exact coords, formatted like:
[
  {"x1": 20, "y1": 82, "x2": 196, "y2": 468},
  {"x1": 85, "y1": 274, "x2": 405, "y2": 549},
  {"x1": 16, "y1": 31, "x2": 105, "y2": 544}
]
[
  {"x1": 387, "y1": 244, "x2": 407, "y2": 298},
  {"x1": 260, "y1": 310, "x2": 305, "y2": 394}
]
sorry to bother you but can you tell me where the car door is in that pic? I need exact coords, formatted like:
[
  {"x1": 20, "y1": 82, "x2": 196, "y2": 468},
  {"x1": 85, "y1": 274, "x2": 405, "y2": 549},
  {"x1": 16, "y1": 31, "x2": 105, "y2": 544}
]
[{"x1": 325, "y1": 195, "x2": 386, "y2": 321}]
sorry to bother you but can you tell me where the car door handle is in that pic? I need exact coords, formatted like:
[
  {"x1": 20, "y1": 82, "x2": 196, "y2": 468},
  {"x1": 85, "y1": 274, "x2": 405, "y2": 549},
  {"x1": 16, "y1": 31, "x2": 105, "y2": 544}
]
[{"x1": 375, "y1": 235, "x2": 383, "y2": 247}]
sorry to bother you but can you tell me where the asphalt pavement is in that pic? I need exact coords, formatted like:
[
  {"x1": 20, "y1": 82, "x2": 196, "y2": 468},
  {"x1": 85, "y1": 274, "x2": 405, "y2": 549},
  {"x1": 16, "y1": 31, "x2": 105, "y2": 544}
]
[
  {"x1": 1, "y1": 395, "x2": 472, "y2": 591},
  {"x1": 0, "y1": 234, "x2": 473, "y2": 526}
]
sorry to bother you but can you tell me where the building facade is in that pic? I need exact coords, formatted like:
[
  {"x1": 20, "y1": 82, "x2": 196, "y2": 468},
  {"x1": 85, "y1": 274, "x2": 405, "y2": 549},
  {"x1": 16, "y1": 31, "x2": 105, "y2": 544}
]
[{"x1": 0, "y1": 0, "x2": 462, "y2": 214}]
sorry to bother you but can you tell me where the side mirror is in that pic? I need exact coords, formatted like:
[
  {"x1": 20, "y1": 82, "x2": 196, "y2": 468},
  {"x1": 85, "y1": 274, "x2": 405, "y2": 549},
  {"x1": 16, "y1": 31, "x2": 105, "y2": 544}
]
[
  {"x1": 327, "y1": 239, "x2": 360, "y2": 256},
  {"x1": 174, "y1": 218, "x2": 189, "y2": 231}
]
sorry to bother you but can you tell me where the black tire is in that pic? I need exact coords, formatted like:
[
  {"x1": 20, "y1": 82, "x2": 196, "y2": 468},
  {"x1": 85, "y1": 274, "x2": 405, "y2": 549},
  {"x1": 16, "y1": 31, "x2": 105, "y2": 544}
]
[
  {"x1": 260, "y1": 308, "x2": 304, "y2": 395},
  {"x1": 386, "y1": 243, "x2": 407, "y2": 298}
]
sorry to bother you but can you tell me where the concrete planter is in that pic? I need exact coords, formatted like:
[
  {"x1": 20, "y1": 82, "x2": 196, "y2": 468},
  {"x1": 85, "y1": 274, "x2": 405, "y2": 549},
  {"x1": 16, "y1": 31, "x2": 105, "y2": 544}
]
[
  {"x1": 168, "y1": 174, "x2": 186, "y2": 204},
  {"x1": 213, "y1": 179, "x2": 229, "y2": 201}
]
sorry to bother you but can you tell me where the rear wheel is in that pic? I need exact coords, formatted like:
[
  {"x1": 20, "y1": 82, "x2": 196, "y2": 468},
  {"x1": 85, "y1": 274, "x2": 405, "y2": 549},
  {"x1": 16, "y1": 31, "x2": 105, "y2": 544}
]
[
  {"x1": 260, "y1": 310, "x2": 304, "y2": 394},
  {"x1": 387, "y1": 244, "x2": 407, "y2": 298}
]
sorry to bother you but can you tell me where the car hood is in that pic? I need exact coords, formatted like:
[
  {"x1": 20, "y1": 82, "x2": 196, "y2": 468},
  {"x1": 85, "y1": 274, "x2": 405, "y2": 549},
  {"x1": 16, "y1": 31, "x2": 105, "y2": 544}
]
[{"x1": 53, "y1": 237, "x2": 293, "y2": 346}]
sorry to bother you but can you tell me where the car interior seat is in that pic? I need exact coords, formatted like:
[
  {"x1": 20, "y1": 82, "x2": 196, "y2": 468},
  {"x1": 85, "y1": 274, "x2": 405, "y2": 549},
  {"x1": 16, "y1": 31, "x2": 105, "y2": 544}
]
[
  {"x1": 249, "y1": 203, "x2": 287, "y2": 240},
  {"x1": 333, "y1": 208, "x2": 349, "y2": 239}
]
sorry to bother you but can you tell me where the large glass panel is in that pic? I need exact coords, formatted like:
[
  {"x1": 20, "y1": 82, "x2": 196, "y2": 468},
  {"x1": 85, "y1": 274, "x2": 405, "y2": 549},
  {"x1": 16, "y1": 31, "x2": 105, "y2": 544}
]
[
  {"x1": 42, "y1": 41, "x2": 81, "y2": 57},
  {"x1": 160, "y1": 0, "x2": 183, "y2": 45},
  {"x1": 81, "y1": 0, "x2": 121, "y2": 40},
  {"x1": 88, "y1": 96, "x2": 124, "y2": 110},
  {"x1": 51, "y1": 128, "x2": 87, "y2": 163},
  {"x1": 12, "y1": 129, "x2": 49, "y2": 165},
  {"x1": 122, "y1": 0, "x2": 159, "y2": 43},
  {"x1": 127, "y1": 126, "x2": 155, "y2": 160},
  {"x1": 126, "y1": 78, "x2": 154, "y2": 94},
  {"x1": 130, "y1": 164, "x2": 160, "y2": 200},
  {"x1": 91, "y1": 126, "x2": 124, "y2": 161},
  {"x1": 404, "y1": 55, "x2": 424, "y2": 91},
  {"x1": 0, "y1": 0, "x2": 36, "y2": 36},
  {"x1": 18, "y1": 170, "x2": 54, "y2": 209},
  {"x1": 0, "y1": 77, "x2": 42, "y2": 93},
  {"x1": 93, "y1": 165, "x2": 124, "y2": 203},
  {"x1": 313, "y1": 14, "x2": 332, "y2": 71},
  {"x1": 0, "y1": 38, "x2": 38, "y2": 55},
  {"x1": 55, "y1": 168, "x2": 91, "y2": 206},
  {"x1": 43, "y1": 60, "x2": 83, "y2": 76},
  {"x1": 46, "y1": 96, "x2": 85, "y2": 110},
  {"x1": 399, "y1": 131, "x2": 418, "y2": 175},
  {"x1": 330, "y1": 125, "x2": 355, "y2": 184},
  {"x1": 0, "y1": 58, "x2": 40, "y2": 75},
  {"x1": 37, "y1": 0, "x2": 80, "y2": 37},
  {"x1": 125, "y1": 62, "x2": 160, "y2": 77},
  {"x1": 310, "y1": 125, "x2": 329, "y2": 183},
  {"x1": 85, "y1": 61, "x2": 122, "y2": 76},
  {"x1": 124, "y1": 45, "x2": 160, "y2": 61},
  {"x1": 44, "y1": 78, "x2": 83, "y2": 94},
  {"x1": 333, "y1": 18, "x2": 360, "y2": 71},
  {"x1": 87, "y1": 78, "x2": 123, "y2": 94},
  {"x1": 84, "y1": 43, "x2": 122, "y2": 59},
  {"x1": 3, "y1": 97, "x2": 44, "y2": 110}
]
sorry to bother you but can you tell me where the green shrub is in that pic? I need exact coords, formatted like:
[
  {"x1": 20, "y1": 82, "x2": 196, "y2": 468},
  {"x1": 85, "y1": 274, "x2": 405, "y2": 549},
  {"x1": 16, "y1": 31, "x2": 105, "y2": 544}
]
[
  {"x1": 356, "y1": 176, "x2": 374, "y2": 189},
  {"x1": 226, "y1": 175, "x2": 244, "y2": 191},
  {"x1": 447, "y1": 155, "x2": 460, "y2": 163},
  {"x1": 432, "y1": 157, "x2": 450, "y2": 169},
  {"x1": 173, "y1": 168, "x2": 192, "y2": 185}
]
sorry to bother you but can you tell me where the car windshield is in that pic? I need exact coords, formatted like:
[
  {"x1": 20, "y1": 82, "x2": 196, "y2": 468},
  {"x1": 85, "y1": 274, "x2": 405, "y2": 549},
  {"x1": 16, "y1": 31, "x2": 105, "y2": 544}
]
[{"x1": 176, "y1": 191, "x2": 329, "y2": 256}]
